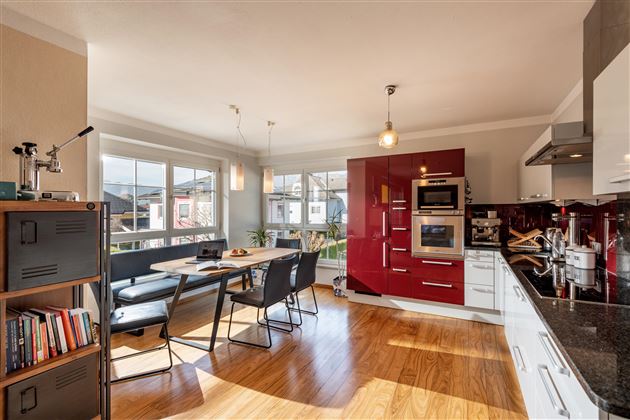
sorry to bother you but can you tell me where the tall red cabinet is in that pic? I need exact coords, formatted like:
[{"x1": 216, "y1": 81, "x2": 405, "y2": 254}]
[{"x1": 347, "y1": 157, "x2": 389, "y2": 294}]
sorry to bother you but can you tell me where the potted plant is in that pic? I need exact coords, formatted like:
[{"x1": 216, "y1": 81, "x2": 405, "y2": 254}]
[{"x1": 247, "y1": 227, "x2": 274, "y2": 248}]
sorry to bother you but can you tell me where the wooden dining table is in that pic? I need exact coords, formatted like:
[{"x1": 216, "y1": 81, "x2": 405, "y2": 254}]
[{"x1": 150, "y1": 247, "x2": 300, "y2": 352}]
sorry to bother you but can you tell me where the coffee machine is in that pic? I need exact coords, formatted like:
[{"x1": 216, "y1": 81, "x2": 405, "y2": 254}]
[{"x1": 471, "y1": 218, "x2": 501, "y2": 246}]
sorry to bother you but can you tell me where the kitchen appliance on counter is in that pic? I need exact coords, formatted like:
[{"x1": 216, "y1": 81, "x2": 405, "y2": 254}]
[{"x1": 471, "y1": 218, "x2": 501, "y2": 247}]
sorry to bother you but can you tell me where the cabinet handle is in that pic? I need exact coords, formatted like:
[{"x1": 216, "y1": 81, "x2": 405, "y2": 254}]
[
  {"x1": 382, "y1": 211, "x2": 387, "y2": 237},
  {"x1": 422, "y1": 171, "x2": 453, "y2": 178},
  {"x1": 421, "y1": 260, "x2": 453, "y2": 266},
  {"x1": 517, "y1": 197, "x2": 528, "y2": 202},
  {"x1": 392, "y1": 227, "x2": 408, "y2": 231},
  {"x1": 469, "y1": 263, "x2": 493, "y2": 270},
  {"x1": 422, "y1": 281, "x2": 453, "y2": 288},
  {"x1": 20, "y1": 386, "x2": 37, "y2": 414},
  {"x1": 609, "y1": 173, "x2": 630, "y2": 184},
  {"x1": 392, "y1": 207, "x2": 407, "y2": 211},
  {"x1": 538, "y1": 332, "x2": 570, "y2": 376},
  {"x1": 537, "y1": 365, "x2": 570, "y2": 418},
  {"x1": 470, "y1": 286, "x2": 493, "y2": 294},
  {"x1": 382, "y1": 242, "x2": 387, "y2": 268},
  {"x1": 392, "y1": 248, "x2": 408, "y2": 252},
  {"x1": 512, "y1": 346, "x2": 527, "y2": 372},
  {"x1": 392, "y1": 200, "x2": 406, "y2": 203},
  {"x1": 392, "y1": 268, "x2": 407, "y2": 273},
  {"x1": 513, "y1": 285, "x2": 526, "y2": 302}
]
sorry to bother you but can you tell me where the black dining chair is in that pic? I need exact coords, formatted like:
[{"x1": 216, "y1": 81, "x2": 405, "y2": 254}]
[
  {"x1": 227, "y1": 258, "x2": 295, "y2": 349},
  {"x1": 288, "y1": 250, "x2": 320, "y2": 326},
  {"x1": 260, "y1": 238, "x2": 301, "y2": 284}
]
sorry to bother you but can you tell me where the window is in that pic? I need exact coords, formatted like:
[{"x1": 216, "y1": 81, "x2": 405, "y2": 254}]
[
  {"x1": 264, "y1": 169, "x2": 347, "y2": 262},
  {"x1": 103, "y1": 154, "x2": 219, "y2": 252},
  {"x1": 103, "y1": 156, "x2": 165, "y2": 233}
]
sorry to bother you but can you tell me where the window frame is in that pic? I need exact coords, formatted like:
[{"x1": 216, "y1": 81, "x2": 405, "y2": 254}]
[{"x1": 100, "y1": 144, "x2": 221, "y2": 248}]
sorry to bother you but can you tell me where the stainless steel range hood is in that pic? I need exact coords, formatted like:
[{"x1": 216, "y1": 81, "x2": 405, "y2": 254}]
[{"x1": 525, "y1": 121, "x2": 592, "y2": 166}]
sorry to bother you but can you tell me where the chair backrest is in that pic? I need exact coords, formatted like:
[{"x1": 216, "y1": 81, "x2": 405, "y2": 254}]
[
  {"x1": 276, "y1": 238, "x2": 301, "y2": 250},
  {"x1": 263, "y1": 258, "x2": 295, "y2": 307},
  {"x1": 294, "y1": 250, "x2": 320, "y2": 291}
]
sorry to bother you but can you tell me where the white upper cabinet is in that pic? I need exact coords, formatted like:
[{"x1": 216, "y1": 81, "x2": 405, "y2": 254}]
[
  {"x1": 593, "y1": 43, "x2": 630, "y2": 195},
  {"x1": 518, "y1": 127, "x2": 553, "y2": 203}
]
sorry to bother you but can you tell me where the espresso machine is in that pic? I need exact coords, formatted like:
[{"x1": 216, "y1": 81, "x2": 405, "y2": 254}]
[{"x1": 471, "y1": 218, "x2": 501, "y2": 246}]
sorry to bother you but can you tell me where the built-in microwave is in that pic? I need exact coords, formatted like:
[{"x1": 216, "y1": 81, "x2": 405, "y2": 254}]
[
  {"x1": 411, "y1": 177, "x2": 465, "y2": 213},
  {"x1": 411, "y1": 212, "x2": 464, "y2": 258}
]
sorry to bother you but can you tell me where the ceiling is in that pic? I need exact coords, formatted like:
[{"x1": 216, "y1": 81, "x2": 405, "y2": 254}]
[{"x1": 4, "y1": 1, "x2": 593, "y2": 154}]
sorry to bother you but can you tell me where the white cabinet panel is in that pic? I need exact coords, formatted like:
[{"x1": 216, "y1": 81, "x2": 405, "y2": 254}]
[
  {"x1": 465, "y1": 261, "x2": 495, "y2": 286},
  {"x1": 465, "y1": 285, "x2": 495, "y2": 309},
  {"x1": 518, "y1": 127, "x2": 554, "y2": 203},
  {"x1": 593, "y1": 43, "x2": 630, "y2": 195}
]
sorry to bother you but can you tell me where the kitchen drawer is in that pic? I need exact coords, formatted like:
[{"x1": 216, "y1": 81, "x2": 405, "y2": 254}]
[
  {"x1": 414, "y1": 257, "x2": 464, "y2": 284},
  {"x1": 464, "y1": 260, "x2": 495, "y2": 286},
  {"x1": 388, "y1": 270, "x2": 412, "y2": 298},
  {"x1": 412, "y1": 277, "x2": 464, "y2": 305},
  {"x1": 390, "y1": 249, "x2": 413, "y2": 269},
  {"x1": 389, "y1": 206, "x2": 411, "y2": 228},
  {"x1": 464, "y1": 249, "x2": 495, "y2": 262},
  {"x1": 465, "y1": 284, "x2": 495, "y2": 309},
  {"x1": 389, "y1": 226, "x2": 411, "y2": 246}
]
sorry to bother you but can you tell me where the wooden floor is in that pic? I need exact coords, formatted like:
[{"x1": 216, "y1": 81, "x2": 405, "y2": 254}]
[{"x1": 110, "y1": 285, "x2": 527, "y2": 419}]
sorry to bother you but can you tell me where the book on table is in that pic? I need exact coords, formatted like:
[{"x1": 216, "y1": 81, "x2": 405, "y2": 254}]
[{"x1": 194, "y1": 260, "x2": 241, "y2": 271}]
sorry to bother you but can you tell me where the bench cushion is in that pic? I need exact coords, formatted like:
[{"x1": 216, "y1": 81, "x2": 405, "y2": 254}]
[
  {"x1": 111, "y1": 301, "x2": 169, "y2": 333},
  {"x1": 115, "y1": 274, "x2": 225, "y2": 305}
]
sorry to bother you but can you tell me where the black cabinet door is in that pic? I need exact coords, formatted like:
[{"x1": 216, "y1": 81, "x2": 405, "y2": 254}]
[{"x1": 7, "y1": 211, "x2": 99, "y2": 291}]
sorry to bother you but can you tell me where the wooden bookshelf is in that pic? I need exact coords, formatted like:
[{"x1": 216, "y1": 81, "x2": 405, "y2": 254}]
[{"x1": 0, "y1": 201, "x2": 108, "y2": 419}]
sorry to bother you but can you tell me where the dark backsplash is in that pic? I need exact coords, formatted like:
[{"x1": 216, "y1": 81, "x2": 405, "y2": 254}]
[{"x1": 466, "y1": 198, "x2": 628, "y2": 280}]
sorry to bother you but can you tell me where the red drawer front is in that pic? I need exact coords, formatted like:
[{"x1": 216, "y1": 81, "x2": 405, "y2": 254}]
[
  {"x1": 413, "y1": 257, "x2": 464, "y2": 284},
  {"x1": 412, "y1": 278, "x2": 464, "y2": 305},
  {"x1": 390, "y1": 248, "x2": 413, "y2": 269},
  {"x1": 389, "y1": 227, "x2": 411, "y2": 247},
  {"x1": 388, "y1": 270, "x2": 412, "y2": 298},
  {"x1": 389, "y1": 207, "x2": 411, "y2": 228}
]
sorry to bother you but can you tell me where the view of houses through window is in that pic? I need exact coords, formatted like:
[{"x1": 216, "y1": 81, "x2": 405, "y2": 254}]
[
  {"x1": 103, "y1": 155, "x2": 219, "y2": 252},
  {"x1": 265, "y1": 170, "x2": 348, "y2": 262}
]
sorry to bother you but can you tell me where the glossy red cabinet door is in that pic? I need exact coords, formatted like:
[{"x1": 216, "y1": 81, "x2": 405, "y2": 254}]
[
  {"x1": 388, "y1": 154, "x2": 412, "y2": 228},
  {"x1": 412, "y1": 279, "x2": 464, "y2": 305},
  {"x1": 412, "y1": 257, "x2": 464, "y2": 304},
  {"x1": 347, "y1": 157, "x2": 388, "y2": 294},
  {"x1": 411, "y1": 148, "x2": 465, "y2": 179}
]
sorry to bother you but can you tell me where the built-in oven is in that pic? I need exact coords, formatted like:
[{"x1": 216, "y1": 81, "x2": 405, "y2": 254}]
[
  {"x1": 412, "y1": 177, "x2": 465, "y2": 212},
  {"x1": 412, "y1": 211, "x2": 464, "y2": 258}
]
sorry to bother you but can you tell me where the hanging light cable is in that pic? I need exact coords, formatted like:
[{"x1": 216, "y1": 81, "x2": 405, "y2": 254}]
[
  {"x1": 378, "y1": 85, "x2": 399, "y2": 149},
  {"x1": 230, "y1": 105, "x2": 245, "y2": 191},
  {"x1": 263, "y1": 121, "x2": 275, "y2": 194}
]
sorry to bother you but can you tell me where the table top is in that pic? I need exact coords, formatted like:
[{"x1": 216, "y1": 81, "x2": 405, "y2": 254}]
[{"x1": 150, "y1": 247, "x2": 299, "y2": 276}]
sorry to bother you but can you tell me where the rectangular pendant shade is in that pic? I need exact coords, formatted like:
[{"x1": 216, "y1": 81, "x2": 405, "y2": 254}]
[
  {"x1": 230, "y1": 161, "x2": 244, "y2": 191},
  {"x1": 263, "y1": 168, "x2": 274, "y2": 193}
]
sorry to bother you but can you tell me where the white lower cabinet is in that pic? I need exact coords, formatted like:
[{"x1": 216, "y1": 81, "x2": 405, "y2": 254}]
[
  {"x1": 502, "y1": 262, "x2": 601, "y2": 419},
  {"x1": 464, "y1": 250, "x2": 496, "y2": 310}
]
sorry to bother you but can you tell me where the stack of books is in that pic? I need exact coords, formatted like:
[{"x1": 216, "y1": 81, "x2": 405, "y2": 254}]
[{"x1": 5, "y1": 307, "x2": 97, "y2": 373}]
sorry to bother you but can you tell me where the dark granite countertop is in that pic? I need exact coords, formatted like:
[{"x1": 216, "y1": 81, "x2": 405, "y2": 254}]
[{"x1": 500, "y1": 248, "x2": 630, "y2": 418}]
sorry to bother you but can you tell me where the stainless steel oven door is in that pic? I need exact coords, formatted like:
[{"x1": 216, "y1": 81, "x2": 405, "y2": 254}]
[
  {"x1": 412, "y1": 177, "x2": 465, "y2": 212},
  {"x1": 412, "y1": 214, "x2": 464, "y2": 258}
]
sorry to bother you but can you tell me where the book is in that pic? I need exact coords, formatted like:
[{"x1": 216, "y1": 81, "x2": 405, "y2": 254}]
[
  {"x1": 8, "y1": 309, "x2": 26, "y2": 369},
  {"x1": 5, "y1": 312, "x2": 20, "y2": 373},
  {"x1": 81, "y1": 311, "x2": 93, "y2": 344},
  {"x1": 70, "y1": 310, "x2": 86, "y2": 347},
  {"x1": 40, "y1": 323, "x2": 49, "y2": 360},
  {"x1": 29, "y1": 309, "x2": 58, "y2": 358},
  {"x1": 47, "y1": 307, "x2": 77, "y2": 351},
  {"x1": 23, "y1": 312, "x2": 42, "y2": 364},
  {"x1": 87, "y1": 311, "x2": 98, "y2": 343},
  {"x1": 195, "y1": 260, "x2": 240, "y2": 271}
]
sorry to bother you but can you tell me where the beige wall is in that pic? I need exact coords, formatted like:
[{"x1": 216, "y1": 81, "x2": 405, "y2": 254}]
[
  {"x1": 0, "y1": 24, "x2": 87, "y2": 197},
  {"x1": 260, "y1": 124, "x2": 548, "y2": 204}
]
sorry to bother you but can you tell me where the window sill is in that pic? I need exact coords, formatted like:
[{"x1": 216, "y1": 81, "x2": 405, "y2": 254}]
[{"x1": 317, "y1": 260, "x2": 339, "y2": 269}]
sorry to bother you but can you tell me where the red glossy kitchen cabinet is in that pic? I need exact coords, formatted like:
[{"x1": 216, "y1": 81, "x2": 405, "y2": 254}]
[
  {"x1": 411, "y1": 148, "x2": 465, "y2": 179},
  {"x1": 412, "y1": 257, "x2": 464, "y2": 304},
  {"x1": 347, "y1": 156, "x2": 389, "y2": 294},
  {"x1": 388, "y1": 153, "x2": 412, "y2": 228}
]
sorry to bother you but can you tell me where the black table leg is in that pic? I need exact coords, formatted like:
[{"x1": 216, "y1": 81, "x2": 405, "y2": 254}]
[
  {"x1": 168, "y1": 274, "x2": 189, "y2": 321},
  {"x1": 248, "y1": 267, "x2": 254, "y2": 288},
  {"x1": 209, "y1": 273, "x2": 229, "y2": 351}
]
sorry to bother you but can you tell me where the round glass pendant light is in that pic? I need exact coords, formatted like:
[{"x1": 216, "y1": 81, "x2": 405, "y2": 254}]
[
  {"x1": 378, "y1": 85, "x2": 399, "y2": 149},
  {"x1": 263, "y1": 121, "x2": 275, "y2": 193}
]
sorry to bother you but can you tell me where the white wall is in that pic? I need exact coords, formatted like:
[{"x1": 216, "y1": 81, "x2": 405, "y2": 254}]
[
  {"x1": 87, "y1": 113, "x2": 262, "y2": 248},
  {"x1": 260, "y1": 123, "x2": 548, "y2": 204}
]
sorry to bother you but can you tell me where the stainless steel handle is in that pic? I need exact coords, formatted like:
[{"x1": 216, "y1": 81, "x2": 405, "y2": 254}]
[
  {"x1": 530, "y1": 193, "x2": 544, "y2": 199},
  {"x1": 517, "y1": 197, "x2": 528, "y2": 202},
  {"x1": 392, "y1": 200, "x2": 406, "y2": 203},
  {"x1": 421, "y1": 260, "x2": 453, "y2": 266},
  {"x1": 470, "y1": 263, "x2": 493, "y2": 270},
  {"x1": 513, "y1": 285, "x2": 525, "y2": 302},
  {"x1": 422, "y1": 281, "x2": 453, "y2": 288},
  {"x1": 537, "y1": 365, "x2": 570, "y2": 418},
  {"x1": 512, "y1": 346, "x2": 527, "y2": 372},
  {"x1": 382, "y1": 211, "x2": 387, "y2": 237},
  {"x1": 422, "y1": 172, "x2": 453, "y2": 178},
  {"x1": 609, "y1": 173, "x2": 630, "y2": 184},
  {"x1": 382, "y1": 242, "x2": 387, "y2": 268},
  {"x1": 392, "y1": 248, "x2": 408, "y2": 252},
  {"x1": 392, "y1": 268, "x2": 407, "y2": 273},
  {"x1": 392, "y1": 227, "x2": 408, "y2": 231},
  {"x1": 392, "y1": 207, "x2": 407, "y2": 211},
  {"x1": 538, "y1": 332, "x2": 569, "y2": 376},
  {"x1": 471, "y1": 286, "x2": 493, "y2": 294}
]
